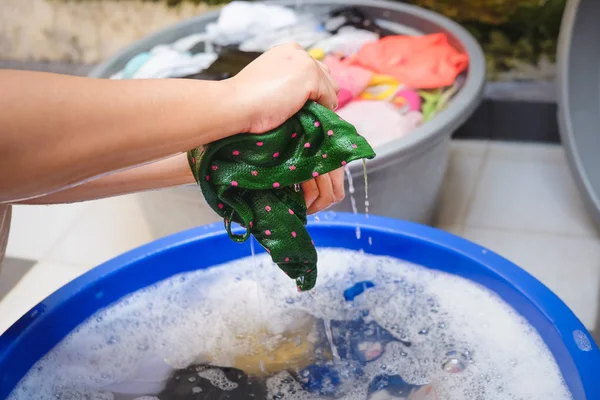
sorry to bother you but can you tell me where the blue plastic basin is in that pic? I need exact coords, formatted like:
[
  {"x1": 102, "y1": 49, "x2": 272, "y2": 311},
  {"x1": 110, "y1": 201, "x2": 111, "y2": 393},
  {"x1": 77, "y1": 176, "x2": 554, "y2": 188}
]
[{"x1": 0, "y1": 213, "x2": 598, "y2": 399}]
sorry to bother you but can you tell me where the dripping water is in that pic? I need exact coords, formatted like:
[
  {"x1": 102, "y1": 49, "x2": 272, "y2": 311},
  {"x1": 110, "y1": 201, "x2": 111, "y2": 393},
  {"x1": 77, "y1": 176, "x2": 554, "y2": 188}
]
[
  {"x1": 344, "y1": 166, "x2": 361, "y2": 239},
  {"x1": 363, "y1": 160, "x2": 373, "y2": 247},
  {"x1": 363, "y1": 159, "x2": 369, "y2": 219},
  {"x1": 324, "y1": 319, "x2": 341, "y2": 362},
  {"x1": 250, "y1": 236, "x2": 266, "y2": 374}
]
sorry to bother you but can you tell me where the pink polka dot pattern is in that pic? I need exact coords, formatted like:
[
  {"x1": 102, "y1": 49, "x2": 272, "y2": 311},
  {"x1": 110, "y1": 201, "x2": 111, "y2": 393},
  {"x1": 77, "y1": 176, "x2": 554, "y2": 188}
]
[
  {"x1": 352, "y1": 144, "x2": 358, "y2": 149},
  {"x1": 186, "y1": 100, "x2": 377, "y2": 293},
  {"x1": 192, "y1": 157, "x2": 196, "y2": 164},
  {"x1": 205, "y1": 176, "x2": 210, "y2": 181},
  {"x1": 249, "y1": 221, "x2": 253, "y2": 228},
  {"x1": 341, "y1": 161, "x2": 347, "y2": 166}
]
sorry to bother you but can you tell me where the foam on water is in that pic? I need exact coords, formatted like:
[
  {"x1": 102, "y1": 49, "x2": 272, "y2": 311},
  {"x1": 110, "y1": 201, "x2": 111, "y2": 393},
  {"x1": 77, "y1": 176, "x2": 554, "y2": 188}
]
[{"x1": 8, "y1": 249, "x2": 572, "y2": 400}]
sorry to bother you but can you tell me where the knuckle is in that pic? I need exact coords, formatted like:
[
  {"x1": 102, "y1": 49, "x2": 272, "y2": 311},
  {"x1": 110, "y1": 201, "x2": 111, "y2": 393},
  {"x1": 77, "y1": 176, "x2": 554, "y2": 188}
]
[
  {"x1": 334, "y1": 190, "x2": 345, "y2": 204},
  {"x1": 323, "y1": 192, "x2": 335, "y2": 205}
]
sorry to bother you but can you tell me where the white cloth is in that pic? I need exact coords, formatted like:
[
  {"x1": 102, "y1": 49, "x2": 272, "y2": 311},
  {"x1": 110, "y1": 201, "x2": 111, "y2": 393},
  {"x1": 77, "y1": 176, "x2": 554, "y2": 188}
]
[
  {"x1": 170, "y1": 33, "x2": 213, "y2": 53},
  {"x1": 101, "y1": 355, "x2": 173, "y2": 396},
  {"x1": 309, "y1": 26, "x2": 379, "y2": 57},
  {"x1": 239, "y1": 24, "x2": 330, "y2": 52},
  {"x1": 337, "y1": 101, "x2": 423, "y2": 148},
  {"x1": 112, "y1": 32, "x2": 218, "y2": 80},
  {"x1": 132, "y1": 50, "x2": 217, "y2": 79},
  {"x1": 206, "y1": 1, "x2": 298, "y2": 46}
]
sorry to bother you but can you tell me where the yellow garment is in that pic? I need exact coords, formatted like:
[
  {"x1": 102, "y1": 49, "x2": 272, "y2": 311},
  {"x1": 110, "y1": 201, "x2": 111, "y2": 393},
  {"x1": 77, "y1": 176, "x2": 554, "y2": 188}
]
[
  {"x1": 233, "y1": 329, "x2": 318, "y2": 376},
  {"x1": 359, "y1": 74, "x2": 401, "y2": 101},
  {"x1": 309, "y1": 48, "x2": 326, "y2": 61},
  {"x1": 210, "y1": 312, "x2": 327, "y2": 377}
]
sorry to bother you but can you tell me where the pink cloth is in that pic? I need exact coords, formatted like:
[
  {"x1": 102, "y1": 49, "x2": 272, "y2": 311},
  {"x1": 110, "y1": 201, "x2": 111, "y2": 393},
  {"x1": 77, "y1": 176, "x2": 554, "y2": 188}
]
[
  {"x1": 396, "y1": 89, "x2": 421, "y2": 112},
  {"x1": 337, "y1": 101, "x2": 422, "y2": 148},
  {"x1": 323, "y1": 55, "x2": 373, "y2": 97},
  {"x1": 337, "y1": 89, "x2": 353, "y2": 110}
]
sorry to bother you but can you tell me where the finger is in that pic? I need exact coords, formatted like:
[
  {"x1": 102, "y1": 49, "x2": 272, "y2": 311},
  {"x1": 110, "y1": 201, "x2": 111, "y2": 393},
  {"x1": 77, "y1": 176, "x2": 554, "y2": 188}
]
[
  {"x1": 312, "y1": 62, "x2": 339, "y2": 111},
  {"x1": 308, "y1": 174, "x2": 335, "y2": 215},
  {"x1": 316, "y1": 60, "x2": 339, "y2": 93},
  {"x1": 302, "y1": 179, "x2": 319, "y2": 210},
  {"x1": 315, "y1": 78, "x2": 339, "y2": 111},
  {"x1": 315, "y1": 59, "x2": 330, "y2": 74},
  {"x1": 329, "y1": 168, "x2": 346, "y2": 204}
]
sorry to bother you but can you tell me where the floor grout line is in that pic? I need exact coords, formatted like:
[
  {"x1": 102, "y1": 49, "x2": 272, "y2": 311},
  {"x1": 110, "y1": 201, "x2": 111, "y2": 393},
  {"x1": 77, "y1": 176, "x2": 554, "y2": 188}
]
[{"x1": 455, "y1": 141, "x2": 491, "y2": 235}]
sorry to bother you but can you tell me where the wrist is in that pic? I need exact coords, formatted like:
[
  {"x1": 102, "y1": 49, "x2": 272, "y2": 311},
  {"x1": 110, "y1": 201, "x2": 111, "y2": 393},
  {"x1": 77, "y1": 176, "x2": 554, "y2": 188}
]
[{"x1": 217, "y1": 77, "x2": 254, "y2": 136}]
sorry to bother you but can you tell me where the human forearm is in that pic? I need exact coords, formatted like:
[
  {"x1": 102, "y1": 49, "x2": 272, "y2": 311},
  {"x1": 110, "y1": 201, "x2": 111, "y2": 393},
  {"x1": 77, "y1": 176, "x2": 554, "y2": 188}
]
[
  {"x1": 17, "y1": 154, "x2": 195, "y2": 205},
  {"x1": 0, "y1": 71, "x2": 241, "y2": 203}
]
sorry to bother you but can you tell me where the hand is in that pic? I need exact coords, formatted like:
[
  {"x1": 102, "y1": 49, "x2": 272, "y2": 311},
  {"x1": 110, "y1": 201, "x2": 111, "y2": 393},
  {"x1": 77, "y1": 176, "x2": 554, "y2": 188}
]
[
  {"x1": 224, "y1": 43, "x2": 340, "y2": 134},
  {"x1": 302, "y1": 168, "x2": 345, "y2": 214}
]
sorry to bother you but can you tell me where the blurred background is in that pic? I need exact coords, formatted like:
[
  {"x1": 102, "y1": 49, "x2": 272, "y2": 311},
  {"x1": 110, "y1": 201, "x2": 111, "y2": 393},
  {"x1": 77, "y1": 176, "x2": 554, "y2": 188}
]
[{"x1": 1, "y1": 0, "x2": 598, "y2": 348}]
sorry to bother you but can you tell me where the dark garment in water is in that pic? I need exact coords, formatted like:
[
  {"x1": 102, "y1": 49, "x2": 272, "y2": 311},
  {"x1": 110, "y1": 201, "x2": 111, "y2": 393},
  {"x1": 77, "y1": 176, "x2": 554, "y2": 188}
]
[
  {"x1": 158, "y1": 365, "x2": 267, "y2": 399},
  {"x1": 183, "y1": 49, "x2": 262, "y2": 80},
  {"x1": 325, "y1": 7, "x2": 395, "y2": 37}
]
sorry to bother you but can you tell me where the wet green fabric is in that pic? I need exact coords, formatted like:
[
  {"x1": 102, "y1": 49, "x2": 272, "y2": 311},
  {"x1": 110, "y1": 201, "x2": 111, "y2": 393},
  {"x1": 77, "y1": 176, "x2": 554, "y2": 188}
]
[{"x1": 188, "y1": 101, "x2": 375, "y2": 291}]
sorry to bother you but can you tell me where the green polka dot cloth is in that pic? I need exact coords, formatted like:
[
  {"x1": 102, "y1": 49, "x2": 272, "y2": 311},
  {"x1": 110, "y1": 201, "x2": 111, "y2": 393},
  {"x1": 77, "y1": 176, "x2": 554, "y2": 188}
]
[{"x1": 188, "y1": 101, "x2": 375, "y2": 291}]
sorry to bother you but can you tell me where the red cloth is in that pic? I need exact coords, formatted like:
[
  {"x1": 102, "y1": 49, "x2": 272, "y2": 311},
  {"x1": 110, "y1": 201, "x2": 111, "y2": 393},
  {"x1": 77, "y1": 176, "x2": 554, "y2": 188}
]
[{"x1": 347, "y1": 33, "x2": 469, "y2": 89}]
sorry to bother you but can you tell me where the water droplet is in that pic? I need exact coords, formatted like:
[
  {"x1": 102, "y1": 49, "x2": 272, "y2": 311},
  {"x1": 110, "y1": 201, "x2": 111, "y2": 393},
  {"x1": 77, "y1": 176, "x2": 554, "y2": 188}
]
[
  {"x1": 573, "y1": 330, "x2": 593, "y2": 351},
  {"x1": 441, "y1": 351, "x2": 467, "y2": 373},
  {"x1": 321, "y1": 211, "x2": 337, "y2": 220},
  {"x1": 188, "y1": 376, "x2": 197, "y2": 382},
  {"x1": 418, "y1": 328, "x2": 429, "y2": 335},
  {"x1": 285, "y1": 297, "x2": 295, "y2": 304},
  {"x1": 192, "y1": 386, "x2": 202, "y2": 393},
  {"x1": 137, "y1": 343, "x2": 149, "y2": 351}
]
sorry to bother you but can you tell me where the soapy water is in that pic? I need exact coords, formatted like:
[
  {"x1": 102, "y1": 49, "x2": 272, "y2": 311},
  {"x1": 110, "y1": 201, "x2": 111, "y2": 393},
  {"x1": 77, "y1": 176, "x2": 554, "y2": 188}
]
[{"x1": 8, "y1": 249, "x2": 572, "y2": 400}]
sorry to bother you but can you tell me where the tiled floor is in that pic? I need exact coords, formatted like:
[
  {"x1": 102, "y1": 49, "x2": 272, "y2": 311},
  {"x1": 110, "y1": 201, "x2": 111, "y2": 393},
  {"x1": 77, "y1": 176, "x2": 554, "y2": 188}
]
[{"x1": 1, "y1": 140, "x2": 599, "y2": 343}]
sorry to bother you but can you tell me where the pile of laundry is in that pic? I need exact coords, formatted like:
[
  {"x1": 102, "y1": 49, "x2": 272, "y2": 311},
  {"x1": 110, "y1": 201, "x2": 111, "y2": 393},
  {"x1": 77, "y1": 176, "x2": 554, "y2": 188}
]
[{"x1": 111, "y1": 1, "x2": 469, "y2": 148}]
